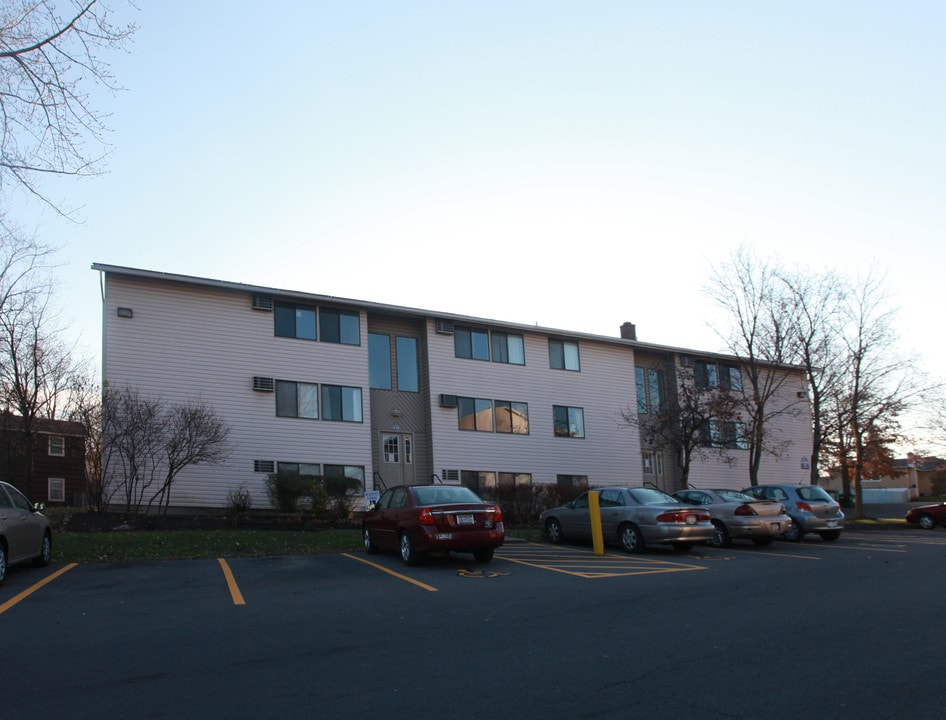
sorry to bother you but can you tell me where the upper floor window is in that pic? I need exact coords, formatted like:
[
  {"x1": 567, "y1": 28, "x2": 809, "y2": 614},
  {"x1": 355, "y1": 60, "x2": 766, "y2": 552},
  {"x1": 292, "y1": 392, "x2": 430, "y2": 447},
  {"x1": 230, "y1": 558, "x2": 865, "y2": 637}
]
[
  {"x1": 458, "y1": 397, "x2": 494, "y2": 432},
  {"x1": 553, "y1": 405, "x2": 585, "y2": 438},
  {"x1": 48, "y1": 435, "x2": 65, "y2": 456},
  {"x1": 495, "y1": 400, "x2": 529, "y2": 434},
  {"x1": 275, "y1": 380, "x2": 319, "y2": 419},
  {"x1": 455, "y1": 327, "x2": 525, "y2": 364},
  {"x1": 396, "y1": 336, "x2": 419, "y2": 392},
  {"x1": 700, "y1": 420, "x2": 748, "y2": 449},
  {"x1": 322, "y1": 385, "x2": 363, "y2": 422},
  {"x1": 549, "y1": 340, "x2": 580, "y2": 371},
  {"x1": 368, "y1": 333, "x2": 392, "y2": 389},
  {"x1": 491, "y1": 332, "x2": 525, "y2": 365},
  {"x1": 274, "y1": 302, "x2": 316, "y2": 340},
  {"x1": 695, "y1": 360, "x2": 743, "y2": 391},
  {"x1": 320, "y1": 308, "x2": 360, "y2": 345},
  {"x1": 455, "y1": 327, "x2": 490, "y2": 361},
  {"x1": 635, "y1": 367, "x2": 665, "y2": 414}
]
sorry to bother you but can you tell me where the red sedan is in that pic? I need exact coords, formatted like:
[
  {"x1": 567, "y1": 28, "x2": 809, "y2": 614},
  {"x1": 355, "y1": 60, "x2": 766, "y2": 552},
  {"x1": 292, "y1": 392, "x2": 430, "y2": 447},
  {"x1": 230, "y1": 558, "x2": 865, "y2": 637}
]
[
  {"x1": 362, "y1": 484, "x2": 504, "y2": 565},
  {"x1": 905, "y1": 502, "x2": 946, "y2": 530}
]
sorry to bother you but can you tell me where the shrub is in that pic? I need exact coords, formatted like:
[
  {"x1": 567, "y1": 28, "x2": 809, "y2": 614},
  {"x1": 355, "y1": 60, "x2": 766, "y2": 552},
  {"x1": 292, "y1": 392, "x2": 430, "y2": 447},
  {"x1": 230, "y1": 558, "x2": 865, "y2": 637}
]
[
  {"x1": 477, "y1": 483, "x2": 586, "y2": 527},
  {"x1": 225, "y1": 485, "x2": 252, "y2": 514},
  {"x1": 264, "y1": 472, "x2": 361, "y2": 521}
]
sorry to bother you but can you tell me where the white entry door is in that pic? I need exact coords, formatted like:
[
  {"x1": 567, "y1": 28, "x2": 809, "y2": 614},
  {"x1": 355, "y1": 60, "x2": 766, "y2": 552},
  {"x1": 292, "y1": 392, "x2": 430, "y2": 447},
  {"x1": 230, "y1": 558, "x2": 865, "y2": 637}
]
[{"x1": 381, "y1": 432, "x2": 414, "y2": 486}]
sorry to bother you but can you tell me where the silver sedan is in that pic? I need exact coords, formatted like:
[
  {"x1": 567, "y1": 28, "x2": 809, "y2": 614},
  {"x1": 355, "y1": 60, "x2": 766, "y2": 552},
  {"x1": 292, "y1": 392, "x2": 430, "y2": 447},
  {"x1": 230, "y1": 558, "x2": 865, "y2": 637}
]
[
  {"x1": 540, "y1": 487, "x2": 714, "y2": 554},
  {"x1": 673, "y1": 488, "x2": 791, "y2": 547},
  {"x1": 0, "y1": 481, "x2": 52, "y2": 586}
]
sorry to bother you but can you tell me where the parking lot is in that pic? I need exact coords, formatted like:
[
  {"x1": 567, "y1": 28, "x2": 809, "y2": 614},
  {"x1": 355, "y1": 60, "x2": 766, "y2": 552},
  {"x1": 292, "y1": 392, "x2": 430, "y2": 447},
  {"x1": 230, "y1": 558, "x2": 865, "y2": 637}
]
[{"x1": 5, "y1": 528, "x2": 946, "y2": 719}]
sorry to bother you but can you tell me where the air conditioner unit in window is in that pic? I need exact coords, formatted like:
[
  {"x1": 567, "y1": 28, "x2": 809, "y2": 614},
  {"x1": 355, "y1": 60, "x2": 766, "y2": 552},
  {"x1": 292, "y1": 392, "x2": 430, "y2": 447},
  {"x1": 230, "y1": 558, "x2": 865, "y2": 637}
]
[
  {"x1": 435, "y1": 319, "x2": 455, "y2": 335},
  {"x1": 253, "y1": 376, "x2": 275, "y2": 392},
  {"x1": 252, "y1": 295, "x2": 274, "y2": 311},
  {"x1": 439, "y1": 393, "x2": 457, "y2": 408}
]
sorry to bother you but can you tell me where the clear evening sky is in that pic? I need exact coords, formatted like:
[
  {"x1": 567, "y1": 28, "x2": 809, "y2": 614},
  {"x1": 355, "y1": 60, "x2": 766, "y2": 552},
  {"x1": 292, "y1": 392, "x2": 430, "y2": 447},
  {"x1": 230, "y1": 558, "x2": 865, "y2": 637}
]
[{"x1": 11, "y1": 1, "x2": 945, "y2": 390}]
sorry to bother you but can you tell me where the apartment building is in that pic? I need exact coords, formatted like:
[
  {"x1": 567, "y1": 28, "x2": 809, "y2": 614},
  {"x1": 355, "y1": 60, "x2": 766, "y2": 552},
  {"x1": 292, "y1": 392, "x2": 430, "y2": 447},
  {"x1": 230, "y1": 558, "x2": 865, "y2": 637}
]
[{"x1": 93, "y1": 264, "x2": 813, "y2": 510}]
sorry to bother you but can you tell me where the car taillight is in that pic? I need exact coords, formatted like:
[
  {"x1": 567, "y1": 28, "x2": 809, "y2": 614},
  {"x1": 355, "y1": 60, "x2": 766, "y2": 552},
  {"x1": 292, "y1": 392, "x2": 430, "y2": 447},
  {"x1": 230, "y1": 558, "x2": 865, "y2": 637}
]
[
  {"x1": 490, "y1": 506, "x2": 503, "y2": 523},
  {"x1": 419, "y1": 508, "x2": 434, "y2": 525},
  {"x1": 796, "y1": 501, "x2": 813, "y2": 512},
  {"x1": 734, "y1": 504, "x2": 758, "y2": 516},
  {"x1": 656, "y1": 511, "x2": 705, "y2": 524}
]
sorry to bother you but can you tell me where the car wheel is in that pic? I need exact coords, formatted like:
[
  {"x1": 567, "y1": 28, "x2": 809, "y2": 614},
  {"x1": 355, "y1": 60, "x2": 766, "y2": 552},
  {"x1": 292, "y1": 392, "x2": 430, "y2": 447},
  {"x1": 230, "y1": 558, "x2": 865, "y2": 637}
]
[
  {"x1": 708, "y1": 520, "x2": 731, "y2": 548},
  {"x1": 545, "y1": 518, "x2": 565, "y2": 544},
  {"x1": 918, "y1": 513, "x2": 937, "y2": 530},
  {"x1": 782, "y1": 520, "x2": 803, "y2": 542},
  {"x1": 0, "y1": 543, "x2": 6, "y2": 586},
  {"x1": 33, "y1": 531, "x2": 52, "y2": 567},
  {"x1": 752, "y1": 537, "x2": 775, "y2": 547},
  {"x1": 473, "y1": 548, "x2": 494, "y2": 563},
  {"x1": 362, "y1": 527, "x2": 379, "y2": 554},
  {"x1": 818, "y1": 530, "x2": 841, "y2": 542},
  {"x1": 399, "y1": 531, "x2": 420, "y2": 566},
  {"x1": 619, "y1": 523, "x2": 646, "y2": 554}
]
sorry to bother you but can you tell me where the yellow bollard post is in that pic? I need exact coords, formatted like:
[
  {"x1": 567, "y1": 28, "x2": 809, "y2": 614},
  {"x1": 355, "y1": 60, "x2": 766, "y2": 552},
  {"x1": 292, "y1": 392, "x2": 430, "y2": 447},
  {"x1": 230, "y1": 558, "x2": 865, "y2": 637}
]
[{"x1": 589, "y1": 491, "x2": 605, "y2": 556}]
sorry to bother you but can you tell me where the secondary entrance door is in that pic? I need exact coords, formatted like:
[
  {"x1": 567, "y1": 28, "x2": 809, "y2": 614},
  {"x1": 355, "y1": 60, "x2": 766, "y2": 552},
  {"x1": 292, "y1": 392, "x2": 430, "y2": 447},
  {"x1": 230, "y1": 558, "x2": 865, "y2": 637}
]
[{"x1": 380, "y1": 432, "x2": 414, "y2": 486}]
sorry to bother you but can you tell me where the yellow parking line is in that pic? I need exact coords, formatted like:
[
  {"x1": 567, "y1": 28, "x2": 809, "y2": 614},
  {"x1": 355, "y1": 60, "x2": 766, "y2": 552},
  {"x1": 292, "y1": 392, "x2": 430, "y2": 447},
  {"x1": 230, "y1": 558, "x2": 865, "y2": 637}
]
[
  {"x1": 496, "y1": 545, "x2": 707, "y2": 578},
  {"x1": 0, "y1": 563, "x2": 78, "y2": 615},
  {"x1": 343, "y1": 553, "x2": 438, "y2": 592},
  {"x1": 217, "y1": 558, "x2": 246, "y2": 605}
]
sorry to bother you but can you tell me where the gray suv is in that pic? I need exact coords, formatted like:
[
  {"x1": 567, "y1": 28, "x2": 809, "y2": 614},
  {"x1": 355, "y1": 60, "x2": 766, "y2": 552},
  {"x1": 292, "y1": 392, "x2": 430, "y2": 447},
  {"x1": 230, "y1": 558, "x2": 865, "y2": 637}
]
[{"x1": 742, "y1": 484, "x2": 844, "y2": 542}]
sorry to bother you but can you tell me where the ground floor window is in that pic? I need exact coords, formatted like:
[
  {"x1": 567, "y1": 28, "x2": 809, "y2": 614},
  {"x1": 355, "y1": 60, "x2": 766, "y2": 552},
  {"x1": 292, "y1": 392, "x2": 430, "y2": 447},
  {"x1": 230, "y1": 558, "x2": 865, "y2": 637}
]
[
  {"x1": 556, "y1": 474, "x2": 588, "y2": 491},
  {"x1": 48, "y1": 477, "x2": 65, "y2": 502}
]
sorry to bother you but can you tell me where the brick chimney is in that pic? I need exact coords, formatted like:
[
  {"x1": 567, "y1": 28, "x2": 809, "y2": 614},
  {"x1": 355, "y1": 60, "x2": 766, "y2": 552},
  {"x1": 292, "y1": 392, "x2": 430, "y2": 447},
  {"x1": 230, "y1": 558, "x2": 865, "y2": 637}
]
[{"x1": 620, "y1": 322, "x2": 637, "y2": 340}]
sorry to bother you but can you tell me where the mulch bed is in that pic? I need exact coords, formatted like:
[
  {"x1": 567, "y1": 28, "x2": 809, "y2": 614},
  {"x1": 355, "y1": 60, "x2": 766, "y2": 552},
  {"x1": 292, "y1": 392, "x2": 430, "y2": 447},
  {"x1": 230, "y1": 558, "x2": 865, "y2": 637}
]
[{"x1": 58, "y1": 512, "x2": 357, "y2": 533}]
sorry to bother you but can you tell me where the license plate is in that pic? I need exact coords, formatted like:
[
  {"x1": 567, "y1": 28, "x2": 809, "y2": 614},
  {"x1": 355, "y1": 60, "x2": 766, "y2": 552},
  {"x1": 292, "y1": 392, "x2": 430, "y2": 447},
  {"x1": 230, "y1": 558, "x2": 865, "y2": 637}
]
[
  {"x1": 435, "y1": 533, "x2": 452, "y2": 540},
  {"x1": 827, "y1": 520, "x2": 837, "y2": 528},
  {"x1": 770, "y1": 523, "x2": 780, "y2": 532},
  {"x1": 456, "y1": 514, "x2": 474, "y2": 525}
]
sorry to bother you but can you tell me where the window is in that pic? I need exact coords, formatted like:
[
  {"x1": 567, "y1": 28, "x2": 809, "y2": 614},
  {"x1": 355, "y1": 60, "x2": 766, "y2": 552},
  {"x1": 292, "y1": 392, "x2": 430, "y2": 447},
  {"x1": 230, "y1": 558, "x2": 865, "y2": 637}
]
[
  {"x1": 553, "y1": 405, "x2": 585, "y2": 438},
  {"x1": 277, "y1": 462, "x2": 321, "y2": 476},
  {"x1": 322, "y1": 385, "x2": 363, "y2": 422},
  {"x1": 700, "y1": 420, "x2": 748, "y2": 449},
  {"x1": 320, "y1": 308, "x2": 360, "y2": 345},
  {"x1": 549, "y1": 340, "x2": 580, "y2": 371},
  {"x1": 695, "y1": 360, "x2": 743, "y2": 391},
  {"x1": 396, "y1": 336, "x2": 419, "y2": 392},
  {"x1": 275, "y1": 380, "x2": 319, "y2": 419},
  {"x1": 274, "y1": 302, "x2": 317, "y2": 340},
  {"x1": 556, "y1": 474, "x2": 588, "y2": 491},
  {"x1": 635, "y1": 367, "x2": 665, "y2": 414},
  {"x1": 498, "y1": 472, "x2": 532, "y2": 490},
  {"x1": 368, "y1": 333, "x2": 392, "y2": 389},
  {"x1": 642, "y1": 450, "x2": 664, "y2": 476},
  {"x1": 48, "y1": 478, "x2": 65, "y2": 502},
  {"x1": 495, "y1": 400, "x2": 529, "y2": 434},
  {"x1": 458, "y1": 397, "x2": 494, "y2": 432},
  {"x1": 455, "y1": 327, "x2": 490, "y2": 360},
  {"x1": 324, "y1": 465, "x2": 365, "y2": 492},
  {"x1": 461, "y1": 470, "x2": 497, "y2": 495},
  {"x1": 48, "y1": 435, "x2": 65, "y2": 456},
  {"x1": 491, "y1": 332, "x2": 525, "y2": 365}
]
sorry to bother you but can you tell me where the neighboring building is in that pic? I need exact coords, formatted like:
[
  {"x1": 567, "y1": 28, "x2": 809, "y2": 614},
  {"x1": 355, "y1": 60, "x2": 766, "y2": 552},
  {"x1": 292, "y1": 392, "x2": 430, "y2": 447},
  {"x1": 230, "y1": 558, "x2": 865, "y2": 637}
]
[
  {"x1": 0, "y1": 413, "x2": 87, "y2": 505},
  {"x1": 93, "y1": 264, "x2": 813, "y2": 511},
  {"x1": 823, "y1": 455, "x2": 945, "y2": 498}
]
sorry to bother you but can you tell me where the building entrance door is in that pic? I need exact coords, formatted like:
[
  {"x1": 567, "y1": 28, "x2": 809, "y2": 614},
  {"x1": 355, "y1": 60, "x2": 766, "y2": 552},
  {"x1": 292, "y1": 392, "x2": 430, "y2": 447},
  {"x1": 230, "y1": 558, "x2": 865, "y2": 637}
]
[{"x1": 380, "y1": 432, "x2": 415, "y2": 486}]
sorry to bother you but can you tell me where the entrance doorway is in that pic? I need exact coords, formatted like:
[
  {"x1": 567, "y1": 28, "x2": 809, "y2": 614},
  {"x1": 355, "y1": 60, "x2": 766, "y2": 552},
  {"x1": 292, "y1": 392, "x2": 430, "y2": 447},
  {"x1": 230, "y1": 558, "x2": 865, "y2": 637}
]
[{"x1": 380, "y1": 432, "x2": 414, "y2": 486}]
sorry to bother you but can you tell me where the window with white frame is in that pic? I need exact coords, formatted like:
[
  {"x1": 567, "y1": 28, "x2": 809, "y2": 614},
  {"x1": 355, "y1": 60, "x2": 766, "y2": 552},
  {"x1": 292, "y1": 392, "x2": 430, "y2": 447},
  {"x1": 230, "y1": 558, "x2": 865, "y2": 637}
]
[
  {"x1": 48, "y1": 478, "x2": 65, "y2": 502},
  {"x1": 549, "y1": 339, "x2": 580, "y2": 371},
  {"x1": 635, "y1": 367, "x2": 665, "y2": 414},
  {"x1": 48, "y1": 435, "x2": 65, "y2": 456},
  {"x1": 642, "y1": 450, "x2": 664, "y2": 476}
]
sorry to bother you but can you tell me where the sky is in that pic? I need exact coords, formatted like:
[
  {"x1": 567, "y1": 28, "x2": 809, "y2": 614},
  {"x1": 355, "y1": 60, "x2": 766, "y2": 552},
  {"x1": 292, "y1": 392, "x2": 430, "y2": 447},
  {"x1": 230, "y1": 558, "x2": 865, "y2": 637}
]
[{"x1": 9, "y1": 1, "x2": 946, "y2": 386}]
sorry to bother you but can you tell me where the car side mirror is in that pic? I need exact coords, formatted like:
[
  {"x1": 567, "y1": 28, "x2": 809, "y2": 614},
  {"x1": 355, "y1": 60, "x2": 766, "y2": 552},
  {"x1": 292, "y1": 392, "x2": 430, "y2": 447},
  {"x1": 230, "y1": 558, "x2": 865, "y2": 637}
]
[{"x1": 565, "y1": 501, "x2": 575, "y2": 509}]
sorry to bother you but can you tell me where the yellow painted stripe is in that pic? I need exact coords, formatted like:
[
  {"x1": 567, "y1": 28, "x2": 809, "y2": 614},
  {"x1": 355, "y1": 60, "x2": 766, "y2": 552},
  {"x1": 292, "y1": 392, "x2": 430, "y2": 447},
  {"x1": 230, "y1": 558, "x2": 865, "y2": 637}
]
[
  {"x1": 217, "y1": 558, "x2": 246, "y2": 605},
  {"x1": 343, "y1": 553, "x2": 438, "y2": 592},
  {"x1": 0, "y1": 563, "x2": 78, "y2": 615}
]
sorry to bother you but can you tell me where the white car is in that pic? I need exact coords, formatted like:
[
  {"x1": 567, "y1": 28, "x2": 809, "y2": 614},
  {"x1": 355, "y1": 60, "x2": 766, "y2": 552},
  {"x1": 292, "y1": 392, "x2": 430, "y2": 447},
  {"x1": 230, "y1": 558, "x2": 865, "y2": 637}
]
[
  {"x1": 0, "y1": 481, "x2": 52, "y2": 586},
  {"x1": 674, "y1": 488, "x2": 792, "y2": 547}
]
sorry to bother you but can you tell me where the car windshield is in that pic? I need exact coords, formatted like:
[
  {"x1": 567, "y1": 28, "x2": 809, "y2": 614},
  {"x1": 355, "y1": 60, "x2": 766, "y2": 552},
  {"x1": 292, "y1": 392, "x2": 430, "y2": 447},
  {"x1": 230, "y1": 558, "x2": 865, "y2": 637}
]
[
  {"x1": 797, "y1": 486, "x2": 834, "y2": 503},
  {"x1": 716, "y1": 490, "x2": 754, "y2": 502},
  {"x1": 627, "y1": 488, "x2": 678, "y2": 505},
  {"x1": 412, "y1": 485, "x2": 483, "y2": 505}
]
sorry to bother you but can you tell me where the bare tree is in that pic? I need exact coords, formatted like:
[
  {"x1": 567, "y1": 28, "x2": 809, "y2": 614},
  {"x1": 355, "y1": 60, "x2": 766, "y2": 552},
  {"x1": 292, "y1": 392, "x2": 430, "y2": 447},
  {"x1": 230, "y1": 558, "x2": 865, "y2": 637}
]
[
  {"x1": 63, "y1": 364, "x2": 103, "y2": 509},
  {"x1": 620, "y1": 366, "x2": 742, "y2": 487},
  {"x1": 102, "y1": 386, "x2": 231, "y2": 519},
  {"x1": 0, "y1": 0, "x2": 135, "y2": 213},
  {"x1": 705, "y1": 247, "x2": 807, "y2": 485}
]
